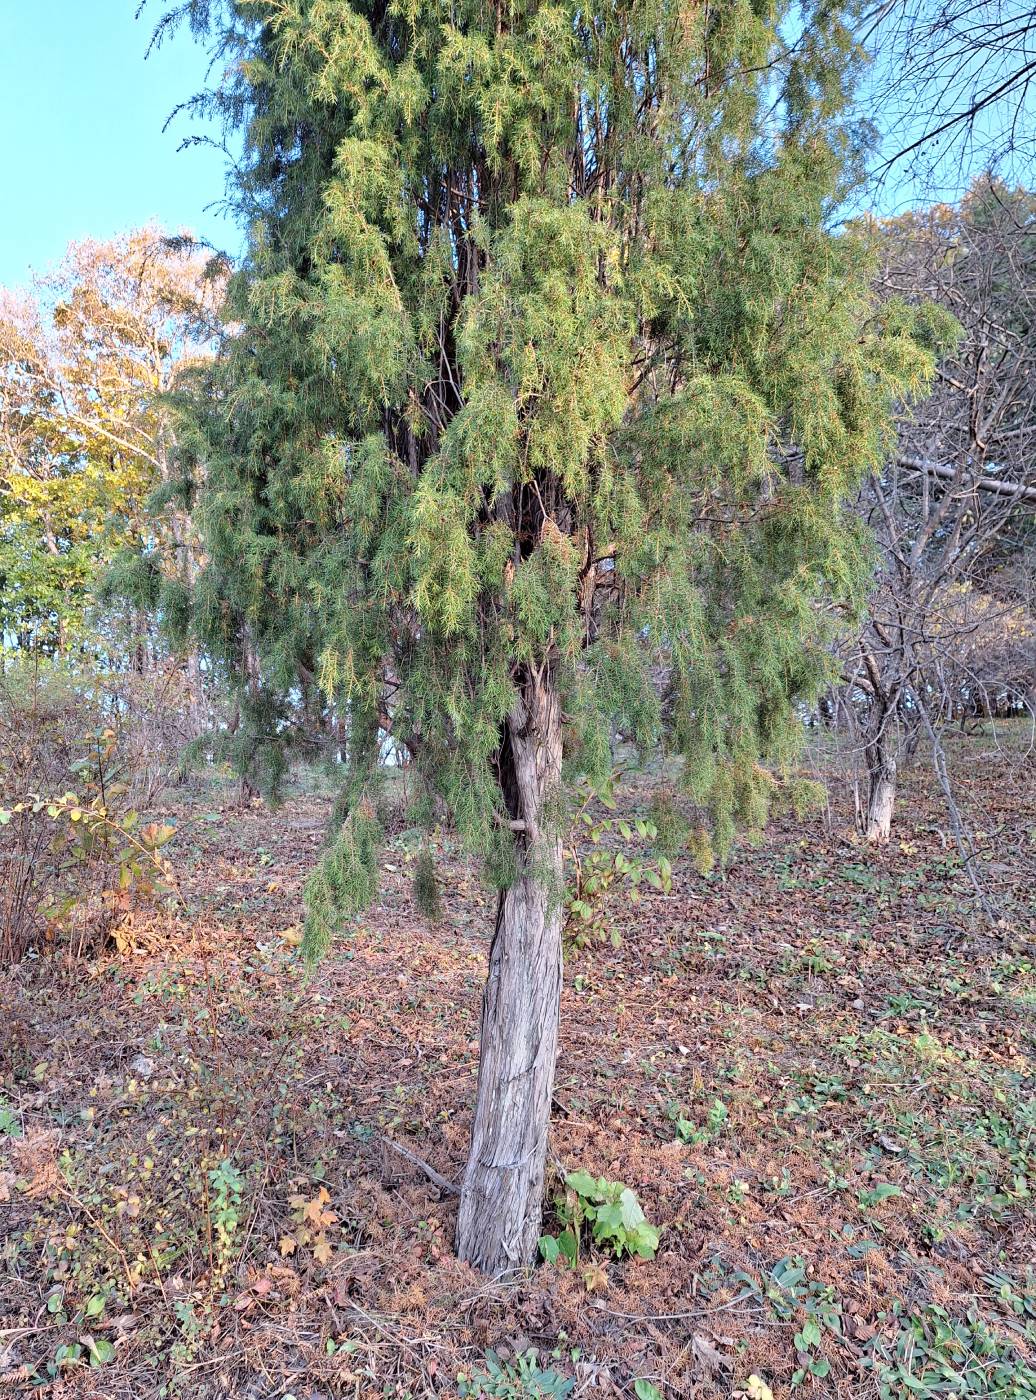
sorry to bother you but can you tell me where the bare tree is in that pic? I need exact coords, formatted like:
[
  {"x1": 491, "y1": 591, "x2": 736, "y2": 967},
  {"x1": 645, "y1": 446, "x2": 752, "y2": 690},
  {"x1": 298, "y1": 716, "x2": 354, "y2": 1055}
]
[
  {"x1": 863, "y1": 0, "x2": 1036, "y2": 190},
  {"x1": 840, "y1": 181, "x2": 1036, "y2": 847}
]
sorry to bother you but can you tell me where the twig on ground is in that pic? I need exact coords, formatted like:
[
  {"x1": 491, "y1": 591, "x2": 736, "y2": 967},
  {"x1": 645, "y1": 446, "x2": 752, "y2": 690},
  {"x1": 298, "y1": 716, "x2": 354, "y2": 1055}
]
[{"x1": 382, "y1": 1136, "x2": 460, "y2": 1195}]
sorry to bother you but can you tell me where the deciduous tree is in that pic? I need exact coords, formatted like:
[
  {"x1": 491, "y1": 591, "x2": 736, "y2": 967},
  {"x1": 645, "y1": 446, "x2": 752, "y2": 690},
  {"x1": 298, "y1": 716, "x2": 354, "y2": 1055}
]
[
  {"x1": 841, "y1": 181, "x2": 1036, "y2": 847},
  {"x1": 0, "y1": 227, "x2": 221, "y2": 658},
  {"x1": 862, "y1": 0, "x2": 1036, "y2": 187}
]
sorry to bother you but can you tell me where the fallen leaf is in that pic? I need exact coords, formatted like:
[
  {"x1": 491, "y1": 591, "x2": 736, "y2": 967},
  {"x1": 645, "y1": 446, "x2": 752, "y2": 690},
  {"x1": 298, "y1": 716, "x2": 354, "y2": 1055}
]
[{"x1": 692, "y1": 1334, "x2": 732, "y2": 1373}]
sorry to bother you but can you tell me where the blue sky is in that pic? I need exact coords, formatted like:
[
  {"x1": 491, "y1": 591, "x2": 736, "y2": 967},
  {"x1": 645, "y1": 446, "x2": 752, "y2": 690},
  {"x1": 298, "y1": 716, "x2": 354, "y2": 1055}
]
[
  {"x1": 1, "y1": 2, "x2": 241, "y2": 288},
  {"x1": 1, "y1": 1, "x2": 1005, "y2": 291}
]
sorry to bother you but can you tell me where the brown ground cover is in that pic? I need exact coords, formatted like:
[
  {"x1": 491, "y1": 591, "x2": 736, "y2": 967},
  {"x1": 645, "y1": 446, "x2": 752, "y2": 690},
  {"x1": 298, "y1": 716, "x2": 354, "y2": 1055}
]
[{"x1": 1, "y1": 728, "x2": 1034, "y2": 1398}]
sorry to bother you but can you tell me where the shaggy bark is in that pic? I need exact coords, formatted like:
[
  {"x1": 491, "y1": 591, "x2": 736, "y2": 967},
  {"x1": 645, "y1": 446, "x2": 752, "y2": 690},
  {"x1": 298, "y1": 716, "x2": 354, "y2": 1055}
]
[{"x1": 456, "y1": 670, "x2": 564, "y2": 1277}]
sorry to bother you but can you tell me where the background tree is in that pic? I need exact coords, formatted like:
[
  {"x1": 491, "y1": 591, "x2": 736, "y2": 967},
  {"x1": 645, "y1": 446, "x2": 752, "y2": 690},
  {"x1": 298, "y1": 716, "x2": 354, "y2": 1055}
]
[
  {"x1": 0, "y1": 227, "x2": 221, "y2": 667},
  {"x1": 165, "y1": 0, "x2": 936, "y2": 1275},
  {"x1": 861, "y1": 0, "x2": 1036, "y2": 188},
  {"x1": 839, "y1": 181, "x2": 1036, "y2": 850}
]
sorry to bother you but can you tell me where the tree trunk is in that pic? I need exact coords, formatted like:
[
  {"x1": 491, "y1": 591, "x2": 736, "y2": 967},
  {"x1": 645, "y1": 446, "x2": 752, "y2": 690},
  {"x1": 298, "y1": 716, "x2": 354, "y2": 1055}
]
[
  {"x1": 456, "y1": 669, "x2": 564, "y2": 1277},
  {"x1": 186, "y1": 648, "x2": 206, "y2": 740},
  {"x1": 864, "y1": 724, "x2": 897, "y2": 843}
]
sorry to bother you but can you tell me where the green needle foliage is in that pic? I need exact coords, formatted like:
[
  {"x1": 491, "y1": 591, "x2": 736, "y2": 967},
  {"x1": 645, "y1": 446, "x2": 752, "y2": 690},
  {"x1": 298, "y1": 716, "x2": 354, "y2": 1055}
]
[{"x1": 162, "y1": 0, "x2": 936, "y2": 927}]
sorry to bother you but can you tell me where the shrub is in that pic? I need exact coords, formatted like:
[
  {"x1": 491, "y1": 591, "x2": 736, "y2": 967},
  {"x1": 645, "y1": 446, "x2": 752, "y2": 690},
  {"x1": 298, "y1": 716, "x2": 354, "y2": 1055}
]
[
  {"x1": 0, "y1": 662, "x2": 175, "y2": 963},
  {"x1": 564, "y1": 790, "x2": 671, "y2": 950}
]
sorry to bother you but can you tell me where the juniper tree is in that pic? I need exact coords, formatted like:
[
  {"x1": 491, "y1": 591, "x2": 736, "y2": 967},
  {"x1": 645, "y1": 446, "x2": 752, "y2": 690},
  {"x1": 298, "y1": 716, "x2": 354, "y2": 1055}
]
[{"x1": 163, "y1": 0, "x2": 935, "y2": 1275}]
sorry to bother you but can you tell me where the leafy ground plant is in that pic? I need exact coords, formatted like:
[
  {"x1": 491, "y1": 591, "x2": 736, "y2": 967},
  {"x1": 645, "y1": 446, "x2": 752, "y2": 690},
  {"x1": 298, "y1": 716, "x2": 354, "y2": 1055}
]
[
  {"x1": 564, "y1": 790, "x2": 671, "y2": 951},
  {"x1": 458, "y1": 1349, "x2": 574, "y2": 1399},
  {"x1": 539, "y1": 1171, "x2": 659, "y2": 1266},
  {"x1": 673, "y1": 1097, "x2": 729, "y2": 1145},
  {"x1": 863, "y1": 1304, "x2": 1036, "y2": 1398}
]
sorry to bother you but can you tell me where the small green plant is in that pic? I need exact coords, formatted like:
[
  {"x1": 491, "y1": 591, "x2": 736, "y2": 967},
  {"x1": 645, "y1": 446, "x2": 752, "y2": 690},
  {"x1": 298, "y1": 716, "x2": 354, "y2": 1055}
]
[
  {"x1": 983, "y1": 1269, "x2": 1036, "y2": 1323},
  {"x1": 458, "y1": 1349, "x2": 574, "y2": 1399},
  {"x1": 50, "y1": 1341, "x2": 83, "y2": 1373},
  {"x1": 784, "y1": 1074, "x2": 849, "y2": 1119},
  {"x1": 884, "y1": 991, "x2": 931, "y2": 1017},
  {"x1": 764, "y1": 1168, "x2": 792, "y2": 1197},
  {"x1": 729, "y1": 1257, "x2": 845, "y2": 1385},
  {"x1": 792, "y1": 1319, "x2": 831, "y2": 1385},
  {"x1": 171, "y1": 1297, "x2": 206, "y2": 1366},
  {"x1": 633, "y1": 1382, "x2": 664, "y2": 1400},
  {"x1": 0, "y1": 1101, "x2": 22, "y2": 1137},
  {"x1": 791, "y1": 1312, "x2": 835, "y2": 1386},
  {"x1": 858, "y1": 1182, "x2": 902, "y2": 1210},
  {"x1": 564, "y1": 787, "x2": 671, "y2": 950},
  {"x1": 673, "y1": 1097, "x2": 729, "y2": 1145},
  {"x1": 539, "y1": 1170, "x2": 660, "y2": 1265},
  {"x1": 207, "y1": 1157, "x2": 244, "y2": 1283},
  {"x1": 799, "y1": 937, "x2": 835, "y2": 975},
  {"x1": 839, "y1": 862, "x2": 886, "y2": 892},
  {"x1": 760, "y1": 1256, "x2": 811, "y2": 1318},
  {"x1": 83, "y1": 1335, "x2": 115, "y2": 1367},
  {"x1": 742, "y1": 1263, "x2": 842, "y2": 1388}
]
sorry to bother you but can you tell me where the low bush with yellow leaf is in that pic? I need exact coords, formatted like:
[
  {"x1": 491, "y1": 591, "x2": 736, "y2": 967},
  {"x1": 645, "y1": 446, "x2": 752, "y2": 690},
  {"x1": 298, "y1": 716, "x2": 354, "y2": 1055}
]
[
  {"x1": 0, "y1": 664, "x2": 177, "y2": 962},
  {"x1": 282, "y1": 1183, "x2": 340, "y2": 1267}
]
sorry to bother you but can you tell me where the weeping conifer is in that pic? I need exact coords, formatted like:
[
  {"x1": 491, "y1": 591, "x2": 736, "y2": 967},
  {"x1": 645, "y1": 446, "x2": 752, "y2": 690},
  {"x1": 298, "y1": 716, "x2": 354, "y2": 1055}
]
[{"x1": 164, "y1": 0, "x2": 936, "y2": 1274}]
